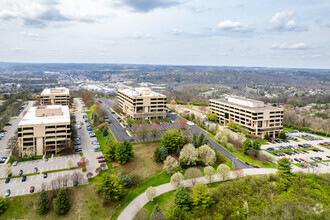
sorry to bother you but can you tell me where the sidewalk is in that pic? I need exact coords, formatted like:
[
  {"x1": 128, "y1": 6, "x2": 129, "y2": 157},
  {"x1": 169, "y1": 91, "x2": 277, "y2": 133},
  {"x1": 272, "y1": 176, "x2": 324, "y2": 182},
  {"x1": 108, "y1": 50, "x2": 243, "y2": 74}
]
[{"x1": 117, "y1": 168, "x2": 277, "y2": 220}]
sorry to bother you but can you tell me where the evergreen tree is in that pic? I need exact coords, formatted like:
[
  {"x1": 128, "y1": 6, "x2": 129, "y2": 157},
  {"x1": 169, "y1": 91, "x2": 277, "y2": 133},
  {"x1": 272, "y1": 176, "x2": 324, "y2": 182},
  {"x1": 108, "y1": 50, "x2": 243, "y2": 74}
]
[
  {"x1": 151, "y1": 204, "x2": 166, "y2": 220},
  {"x1": 279, "y1": 131, "x2": 287, "y2": 140},
  {"x1": 159, "y1": 146, "x2": 168, "y2": 162},
  {"x1": 103, "y1": 126, "x2": 109, "y2": 137},
  {"x1": 277, "y1": 158, "x2": 292, "y2": 177},
  {"x1": 154, "y1": 146, "x2": 161, "y2": 163},
  {"x1": 123, "y1": 176, "x2": 132, "y2": 187},
  {"x1": 242, "y1": 138, "x2": 252, "y2": 154},
  {"x1": 53, "y1": 189, "x2": 70, "y2": 215},
  {"x1": 0, "y1": 196, "x2": 8, "y2": 215},
  {"x1": 176, "y1": 146, "x2": 181, "y2": 157},
  {"x1": 174, "y1": 186, "x2": 192, "y2": 211},
  {"x1": 192, "y1": 133, "x2": 198, "y2": 148},
  {"x1": 36, "y1": 189, "x2": 49, "y2": 215}
]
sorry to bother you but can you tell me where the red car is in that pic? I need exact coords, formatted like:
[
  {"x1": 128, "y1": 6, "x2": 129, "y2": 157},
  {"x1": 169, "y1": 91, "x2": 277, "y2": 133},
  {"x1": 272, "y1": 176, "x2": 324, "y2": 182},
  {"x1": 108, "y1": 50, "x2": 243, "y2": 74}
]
[
  {"x1": 98, "y1": 159, "x2": 106, "y2": 163},
  {"x1": 96, "y1": 156, "x2": 104, "y2": 159},
  {"x1": 299, "y1": 158, "x2": 306, "y2": 162},
  {"x1": 319, "y1": 143, "x2": 324, "y2": 146},
  {"x1": 281, "y1": 153, "x2": 285, "y2": 156},
  {"x1": 30, "y1": 186, "x2": 35, "y2": 193}
]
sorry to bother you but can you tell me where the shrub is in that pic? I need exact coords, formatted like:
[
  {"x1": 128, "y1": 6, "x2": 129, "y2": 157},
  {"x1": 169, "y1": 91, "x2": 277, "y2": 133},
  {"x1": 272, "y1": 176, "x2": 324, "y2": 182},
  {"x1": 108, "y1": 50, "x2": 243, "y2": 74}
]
[
  {"x1": 159, "y1": 130, "x2": 184, "y2": 152},
  {"x1": 0, "y1": 196, "x2": 8, "y2": 215},
  {"x1": 159, "y1": 146, "x2": 168, "y2": 162},
  {"x1": 97, "y1": 174, "x2": 125, "y2": 203},
  {"x1": 115, "y1": 140, "x2": 134, "y2": 164}
]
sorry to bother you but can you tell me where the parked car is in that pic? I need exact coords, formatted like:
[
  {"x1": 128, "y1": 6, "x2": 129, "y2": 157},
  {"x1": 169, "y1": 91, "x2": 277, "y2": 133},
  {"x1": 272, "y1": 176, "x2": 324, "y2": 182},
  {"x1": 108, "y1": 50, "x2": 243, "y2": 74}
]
[
  {"x1": 96, "y1": 156, "x2": 104, "y2": 159},
  {"x1": 299, "y1": 158, "x2": 306, "y2": 162},
  {"x1": 294, "y1": 158, "x2": 301, "y2": 163},
  {"x1": 321, "y1": 162, "x2": 329, "y2": 166},
  {"x1": 4, "y1": 189, "x2": 11, "y2": 197},
  {"x1": 92, "y1": 140, "x2": 99, "y2": 145},
  {"x1": 87, "y1": 127, "x2": 92, "y2": 131},
  {"x1": 13, "y1": 161, "x2": 18, "y2": 166},
  {"x1": 299, "y1": 163, "x2": 308, "y2": 168},
  {"x1": 44, "y1": 158, "x2": 48, "y2": 162},
  {"x1": 302, "y1": 150, "x2": 309, "y2": 154},
  {"x1": 5, "y1": 178, "x2": 10, "y2": 184},
  {"x1": 18, "y1": 170, "x2": 23, "y2": 175},
  {"x1": 98, "y1": 159, "x2": 106, "y2": 163},
  {"x1": 21, "y1": 176, "x2": 27, "y2": 182},
  {"x1": 74, "y1": 141, "x2": 81, "y2": 145},
  {"x1": 43, "y1": 173, "x2": 48, "y2": 178},
  {"x1": 30, "y1": 186, "x2": 35, "y2": 193},
  {"x1": 33, "y1": 167, "x2": 38, "y2": 173},
  {"x1": 94, "y1": 145, "x2": 101, "y2": 151}
]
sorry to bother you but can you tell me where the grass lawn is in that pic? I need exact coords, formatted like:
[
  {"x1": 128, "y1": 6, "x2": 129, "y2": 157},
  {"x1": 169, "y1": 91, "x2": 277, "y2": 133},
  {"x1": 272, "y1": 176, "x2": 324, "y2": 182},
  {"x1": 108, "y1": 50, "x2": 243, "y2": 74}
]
[{"x1": 207, "y1": 133, "x2": 277, "y2": 168}]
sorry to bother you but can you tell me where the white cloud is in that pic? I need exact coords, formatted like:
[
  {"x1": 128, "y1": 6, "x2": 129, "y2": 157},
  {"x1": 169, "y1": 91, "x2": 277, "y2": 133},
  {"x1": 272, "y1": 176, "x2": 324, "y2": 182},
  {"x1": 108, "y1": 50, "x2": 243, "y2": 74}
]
[
  {"x1": 170, "y1": 29, "x2": 182, "y2": 35},
  {"x1": 217, "y1": 20, "x2": 254, "y2": 32},
  {"x1": 271, "y1": 43, "x2": 309, "y2": 50},
  {"x1": 269, "y1": 11, "x2": 308, "y2": 32},
  {"x1": 20, "y1": 32, "x2": 40, "y2": 37},
  {"x1": 133, "y1": 32, "x2": 152, "y2": 39}
]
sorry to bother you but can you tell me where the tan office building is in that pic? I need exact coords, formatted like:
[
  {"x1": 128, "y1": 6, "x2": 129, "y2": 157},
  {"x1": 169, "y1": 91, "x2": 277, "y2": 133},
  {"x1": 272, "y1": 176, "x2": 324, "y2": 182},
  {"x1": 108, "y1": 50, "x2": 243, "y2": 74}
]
[
  {"x1": 118, "y1": 88, "x2": 167, "y2": 120},
  {"x1": 38, "y1": 88, "x2": 70, "y2": 106},
  {"x1": 17, "y1": 105, "x2": 71, "y2": 156},
  {"x1": 210, "y1": 96, "x2": 283, "y2": 138}
]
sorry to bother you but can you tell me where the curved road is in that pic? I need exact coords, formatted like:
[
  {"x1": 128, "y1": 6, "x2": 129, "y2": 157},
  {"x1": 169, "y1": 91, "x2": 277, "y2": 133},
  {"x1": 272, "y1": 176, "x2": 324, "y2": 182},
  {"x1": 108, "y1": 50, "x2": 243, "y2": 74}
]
[{"x1": 117, "y1": 168, "x2": 277, "y2": 220}]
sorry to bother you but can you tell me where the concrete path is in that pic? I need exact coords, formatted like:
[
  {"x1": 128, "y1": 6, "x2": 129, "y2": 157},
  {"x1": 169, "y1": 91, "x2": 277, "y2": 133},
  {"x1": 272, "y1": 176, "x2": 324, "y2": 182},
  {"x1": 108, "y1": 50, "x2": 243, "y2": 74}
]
[{"x1": 117, "y1": 168, "x2": 277, "y2": 220}]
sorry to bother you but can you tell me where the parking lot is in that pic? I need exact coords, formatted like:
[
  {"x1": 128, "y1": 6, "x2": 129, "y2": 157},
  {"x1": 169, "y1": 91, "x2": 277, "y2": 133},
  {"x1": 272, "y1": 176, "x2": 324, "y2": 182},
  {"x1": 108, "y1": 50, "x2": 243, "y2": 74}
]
[
  {"x1": 0, "y1": 98, "x2": 106, "y2": 198},
  {"x1": 262, "y1": 130, "x2": 330, "y2": 173}
]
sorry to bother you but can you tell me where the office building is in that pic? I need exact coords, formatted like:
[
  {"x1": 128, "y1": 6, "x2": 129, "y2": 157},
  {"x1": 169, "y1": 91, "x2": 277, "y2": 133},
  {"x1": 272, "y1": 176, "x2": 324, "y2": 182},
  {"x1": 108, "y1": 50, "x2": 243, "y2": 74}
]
[
  {"x1": 210, "y1": 96, "x2": 283, "y2": 138},
  {"x1": 118, "y1": 87, "x2": 167, "y2": 120},
  {"x1": 38, "y1": 87, "x2": 70, "y2": 106},
  {"x1": 17, "y1": 105, "x2": 71, "y2": 156}
]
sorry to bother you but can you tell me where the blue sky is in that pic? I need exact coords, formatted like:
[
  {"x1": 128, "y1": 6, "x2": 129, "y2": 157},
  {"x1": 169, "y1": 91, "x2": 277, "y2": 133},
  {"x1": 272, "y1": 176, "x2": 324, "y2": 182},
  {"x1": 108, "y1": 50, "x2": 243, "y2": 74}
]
[{"x1": 0, "y1": 0, "x2": 329, "y2": 68}]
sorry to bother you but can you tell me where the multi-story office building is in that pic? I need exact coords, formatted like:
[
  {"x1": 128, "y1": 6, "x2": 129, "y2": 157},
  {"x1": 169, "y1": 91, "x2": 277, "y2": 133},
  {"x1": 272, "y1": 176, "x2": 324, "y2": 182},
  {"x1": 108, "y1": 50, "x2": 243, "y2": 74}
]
[
  {"x1": 210, "y1": 96, "x2": 283, "y2": 138},
  {"x1": 118, "y1": 88, "x2": 167, "y2": 120},
  {"x1": 17, "y1": 105, "x2": 71, "y2": 156},
  {"x1": 38, "y1": 88, "x2": 70, "y2": 106}
]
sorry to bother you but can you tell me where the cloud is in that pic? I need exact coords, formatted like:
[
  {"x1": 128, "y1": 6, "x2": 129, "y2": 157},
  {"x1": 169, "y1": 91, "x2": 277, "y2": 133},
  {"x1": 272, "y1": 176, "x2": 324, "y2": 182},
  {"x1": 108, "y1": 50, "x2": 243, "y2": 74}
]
[
  {"x1": 271, "y1": 43, "x2": 309, "y2": 50},
  {"x1": 10, "y1": 47, "x2": 24, "y2": 52},
  {"x1": 133, "y1": 32, "x2": 152, "y2": 39},
  {"x1": 170, "y1": 29, "x2": 183, "y2": 35},
  {"x1": 269, "y1": 11, "x2": 308, "y2": 32},
  {"x1": 115, "y1": 0, "x2": 184, "y2": 13},
  {"x1": 20, "y1": 32, "x2": 40, "y2": 37},
  {"x1": 217, "y1": 20, "x2": 254, "y2": 33},
  {"x1": 315, "y1": 18, "x2": 330, "y2": 28}
]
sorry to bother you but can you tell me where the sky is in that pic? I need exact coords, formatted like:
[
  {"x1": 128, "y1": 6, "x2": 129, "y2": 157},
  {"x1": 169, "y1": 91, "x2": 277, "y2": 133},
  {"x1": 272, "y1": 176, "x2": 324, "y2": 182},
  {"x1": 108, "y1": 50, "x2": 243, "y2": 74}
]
[{"x1": 0, "y1": 0, "x2": 330, "y2": 68}]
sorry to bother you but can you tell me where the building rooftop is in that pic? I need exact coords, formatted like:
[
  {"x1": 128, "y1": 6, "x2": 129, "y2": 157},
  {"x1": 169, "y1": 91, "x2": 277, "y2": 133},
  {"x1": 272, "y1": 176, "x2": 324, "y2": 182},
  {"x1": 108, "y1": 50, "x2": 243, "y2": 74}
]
[
  {"x1": 18, "y1": 105, "x2": 70, "y2": 126},
  {"x1": 40, "y1": 87, "x2": 70, "y2": 96},
  {"x1": 210, "y1": 96, "x2": 282, "y2": 111},
  {"x1": 119, "y1": 87, "x2": 166, "y2": 98}
]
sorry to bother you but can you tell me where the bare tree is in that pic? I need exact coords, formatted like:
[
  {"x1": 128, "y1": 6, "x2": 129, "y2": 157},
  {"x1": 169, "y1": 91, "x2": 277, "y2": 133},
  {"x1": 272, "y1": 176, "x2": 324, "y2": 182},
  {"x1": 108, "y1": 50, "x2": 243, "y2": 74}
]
[
  {"x1": 23, "y1": 146, "x2": 35, "y2": 158},
  {"x1": 149, "y1": 124, "x2": 159, "y2": 139},
  {"x1": 66, "y1": 158, "x2": 74, "y2": 169},
  {"x1": 184, "y1": 168, "x2": 203, "y2": 186},
  {"x1": 100, "y1": 163, "x2": 107, "y2": 169},
  {"x1": 4, "y1": 164, "x2": 13, "y2": 176},
  {"x1": 71, "y1": 172, "x2": 84, "y2": 184},
  {"x1": 136, "y1": 122, "x2": 150, "y2": 141},
  {"x1": 62, "y1": 174, "x2": 70, "y2": 188}
]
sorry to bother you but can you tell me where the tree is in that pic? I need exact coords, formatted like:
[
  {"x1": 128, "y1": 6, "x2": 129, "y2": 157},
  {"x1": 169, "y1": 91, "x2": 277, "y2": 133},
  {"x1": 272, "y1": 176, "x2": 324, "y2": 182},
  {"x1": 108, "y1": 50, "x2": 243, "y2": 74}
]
[
  {"x1": 36, "y1": 189, "x2": 49, "y2": 214},
  {"x1": 103, "y1": 126, "x2": 109, "y2": 137},
  {"x1": 279, "y1": 131, "x2": 287, "y2": 139},
  {"x1": 242, "y1": 138, "x2": 252, "y2": 154},
  {"x1": 184, "y1": 168, "x2": 203, "y2": 186},
  {"x1": 171, "y1": 172, "x2": 184, "y2": 188},
  {"x1": 66, "y1": 158, "x2": 73, "y2": 169},
  {"x1": 206, "y1": 112, "x2": 218, "y2": 122},
  {"x1": 217, "y1": 164, "x2": 230, "y2": 180},
  {"x1": 163, "y1": 156, "x2": 179, "y2": 175},
  {"x1": 0, "y1": 196, "x2": 8, "y2": 215},
  {"x1": 154, "y1": 146, "x2": 161, "y2": 163},
  {"x1": 71, "y1": 172, "x2": 83, "y2": 185},
  {"x1": 264, "y1": 133, "x2": 270, "y2": 141},
  {"x1": 159, "y1": 146, "x2": 168, "y2": 162},
  {"x1": 198, "y1": 145, "x2": 216, "y2": 165},
  {"x1": 196, "y1": 132, "x2": 209, "y2": 148},
  {"x1": 115, "y1": 140, "x2": 134, "y2": 164},
  {"x1": 176, "y1": 146, "x2": 181, "y2": 157},
  {"x1": 277, "y1": 158, "x2": 292, "y2": 177},
  {"x1": 174, "y1": 186, "x2": 192, "y2": 211},
  {"x1": 204, "y1": 166, "x2": 215, "y2": 183},
  {"x1": 160, "y1": 130, "x2": 184, "y2": 152},
  {"x1": 4, "y1": 164, "x2": 12, "y2": 177},
  {"x1": 104, "y1": 139, "x2": 119, "y2": 162},
  {"x1": 97, "y1": 174, "x2": 125, "y2": 203},
  {"x1": 136, "y1": 122, "x2": 149, "y2": 141},
  {"x1": 232, "y1": 168, "x2": 244, "y2": 178},
  {"x1": 150, "y1": 124, "x2": 160, "y2": 139},
  {"x1": 123, "y1": 176, "x2": 132, "y2": 187},
  {"x1": 179, "y1": 144, "x2": 198, "y2": 166},
  {"x1": 150, "y1": 204, "x2": 166, "y2": 220},
  {"x1": 191, "y1": 133, "x2": 198, "y2": 148},
  {"x1": 192, "y1": 184, "x2": 213, "y2": 209},
  {"x1": 146, "y1": 186, "x2": 156, "y2": 203},
  {"x1": 53, "y1": 189, "x2": 70, "y2": 215}
]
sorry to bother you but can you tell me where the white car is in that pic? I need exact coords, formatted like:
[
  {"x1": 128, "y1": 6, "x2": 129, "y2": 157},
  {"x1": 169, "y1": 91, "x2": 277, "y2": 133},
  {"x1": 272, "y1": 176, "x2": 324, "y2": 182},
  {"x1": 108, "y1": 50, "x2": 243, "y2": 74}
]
[
  {"x1": 94, "y1": 145, "x2": 101, "y2": 150},
  {"x1": 187, "y1": 121, "x2": 195, "y2": 126},
  {"x1": 321, "y1": 162, "x2": 329, "y2": 166}
]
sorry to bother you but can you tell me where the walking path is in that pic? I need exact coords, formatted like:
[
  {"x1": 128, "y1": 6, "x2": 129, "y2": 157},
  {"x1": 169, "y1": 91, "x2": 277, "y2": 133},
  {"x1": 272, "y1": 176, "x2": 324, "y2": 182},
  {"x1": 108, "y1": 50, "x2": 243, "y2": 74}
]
[{"x1": 117, "y1": 168, "x2": 277, "y2": 220}]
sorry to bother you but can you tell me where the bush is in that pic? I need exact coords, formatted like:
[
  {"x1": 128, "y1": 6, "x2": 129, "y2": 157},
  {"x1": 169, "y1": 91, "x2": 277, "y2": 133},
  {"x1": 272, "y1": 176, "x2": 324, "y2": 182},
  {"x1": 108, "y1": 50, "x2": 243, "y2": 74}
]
[
  {"x1": 123, "y1": 176, "x2": 132, "y2": 187},
  {"x1": 82, "y1": 167, "x2": 86, "y2": 172},
  {"x1": 159, "y1": 146, "x2": 168, "y2": 162},
  {"x1": 97, "y1": 174, "x2": 125, "y2": 202},
  {"x1": 53, "y1": 189, "x2": 70, "y2": 215},
  {"x1": 36, "y1": 190, "x2": 49, "y2": 215},
  {"x1": 0, "y1": 196, "x2": 8, "y2": 215},
  {"x1": 159, "y1": 130, "x2": 184, "y2": 152},
  {"x1": 174, "y1": 186, "x2": 192, "y2": 211}
]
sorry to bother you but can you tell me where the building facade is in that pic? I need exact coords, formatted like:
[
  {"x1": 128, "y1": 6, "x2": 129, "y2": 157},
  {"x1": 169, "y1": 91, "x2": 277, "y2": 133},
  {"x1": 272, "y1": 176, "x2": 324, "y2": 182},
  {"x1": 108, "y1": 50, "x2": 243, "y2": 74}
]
[
  {"x1": 210, "y1": 96, "x2": 283, "y2": 138},
  {"x1": 118, "y1": 88, "x2": 167, "y2": 120},
  {"x1": 17, "y1": 105, "x2": 71, "y2": 156},
  {"x1": 38, "y1": 88, "x2": 70, "y2": 106}
]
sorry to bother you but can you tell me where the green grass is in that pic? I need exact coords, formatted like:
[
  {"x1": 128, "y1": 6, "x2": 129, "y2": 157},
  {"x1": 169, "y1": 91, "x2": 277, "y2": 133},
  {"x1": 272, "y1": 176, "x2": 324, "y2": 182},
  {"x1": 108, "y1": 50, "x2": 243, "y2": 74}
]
[
  {"x1": 42, "y1": 167, "x2": 80, "y2": 174},
  {"x1": 206, "y1": 133, "x2": 277, "y2": 168},
  {"x1": 111, "y1": 172, "x2": 171, "y2": 220},
  {"x1": 79, "y1": 152, "x2": 84, "y2": 156}
]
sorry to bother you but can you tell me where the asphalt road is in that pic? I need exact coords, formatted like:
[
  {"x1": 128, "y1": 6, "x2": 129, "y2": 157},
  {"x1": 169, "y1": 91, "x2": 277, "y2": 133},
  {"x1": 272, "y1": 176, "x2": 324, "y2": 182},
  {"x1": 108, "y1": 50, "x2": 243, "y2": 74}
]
[{"x1": 99, "y1": 99, "x2": 130, "y2": 142}]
